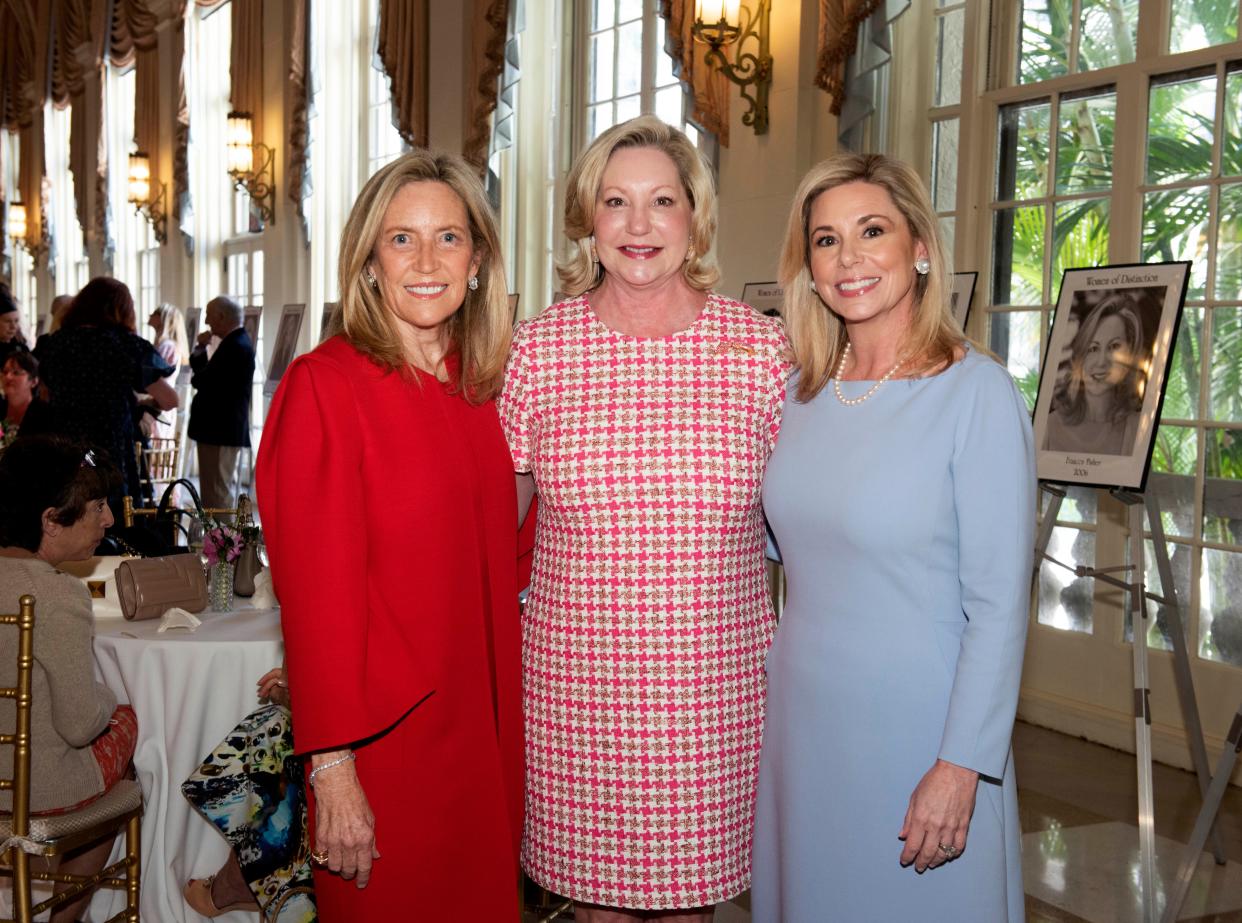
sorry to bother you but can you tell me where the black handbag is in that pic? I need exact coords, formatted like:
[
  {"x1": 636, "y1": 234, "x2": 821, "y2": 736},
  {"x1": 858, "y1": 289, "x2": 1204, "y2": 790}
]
[{"x1": 102, "y1": 478, "x2": 209, "y2": 557}]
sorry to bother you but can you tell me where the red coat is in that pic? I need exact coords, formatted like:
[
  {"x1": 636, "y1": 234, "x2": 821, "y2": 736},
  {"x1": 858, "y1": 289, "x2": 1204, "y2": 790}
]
[{"x1": 256, "y1": 336, "x2": 523, "y2": 919}]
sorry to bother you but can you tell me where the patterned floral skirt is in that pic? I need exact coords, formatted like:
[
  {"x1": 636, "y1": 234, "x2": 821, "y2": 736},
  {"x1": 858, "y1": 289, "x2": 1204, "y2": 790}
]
[{"x1": 181, "y1": 704, "x2": 316, "y2": 922}]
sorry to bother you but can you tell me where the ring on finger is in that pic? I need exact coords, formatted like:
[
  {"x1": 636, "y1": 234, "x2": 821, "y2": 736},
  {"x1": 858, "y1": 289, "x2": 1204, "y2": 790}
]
[
  {"x1": 310, "y1": 849, "x2": 329, "y2": 864},
  {"x1": 937, "y1": 842, "x2": 959, "y2": 858}
]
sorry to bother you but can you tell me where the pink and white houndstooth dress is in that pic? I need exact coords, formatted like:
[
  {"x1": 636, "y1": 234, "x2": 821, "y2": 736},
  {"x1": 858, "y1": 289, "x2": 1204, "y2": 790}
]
[{"x1": 499, "y1": 293, "x2": 791, "y2": 910}]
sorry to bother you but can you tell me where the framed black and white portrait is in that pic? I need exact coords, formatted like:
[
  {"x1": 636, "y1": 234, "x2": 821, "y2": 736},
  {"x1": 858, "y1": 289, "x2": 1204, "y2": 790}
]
[
  {"x1": 741, "y1": 281, "x2": 783, "y2": 317},
  {"x1": 949, "y1": 272, "x2": 977, "y2": 328},
  {"x1": 243, "y1": 306, "x2": 262, "y2": 347},
  {"x1": 319, "y1": 302, "x2": 338, "y2": 343},
  {"x1": 264, "y1": 304, "x2": 305, "y2": 395},
  {"x1": 180, "y1": 307, "x2": 202, "y2": 386},
  {"x1": 1033, "y1": 261, "x2": 1190, "y2": 491}
]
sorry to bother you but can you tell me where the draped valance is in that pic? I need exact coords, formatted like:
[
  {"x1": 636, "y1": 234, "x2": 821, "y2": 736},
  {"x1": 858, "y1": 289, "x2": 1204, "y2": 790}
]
[
  {"x1": 376, "y1": 0, "x2": 429, "y2": 149},
  {"x1": 816, "y1": 0, "x2": 883, "y2": 115},
  {"x1": 463, "y1": 0, "x2": 509, "y2": 171},
  {"x1": 658, "y1": 0, "x2": 731, "y2": 147}
]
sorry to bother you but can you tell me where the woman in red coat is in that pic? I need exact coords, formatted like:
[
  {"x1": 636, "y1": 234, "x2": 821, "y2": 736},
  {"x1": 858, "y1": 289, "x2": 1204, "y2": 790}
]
[{"x1": 256, "y1": 151, "x2": 523, "y2": 920}]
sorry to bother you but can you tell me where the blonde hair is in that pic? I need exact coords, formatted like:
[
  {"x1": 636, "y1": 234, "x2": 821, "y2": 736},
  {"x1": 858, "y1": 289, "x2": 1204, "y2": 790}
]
[
  {"x1": 154, "y1": 303, "x2": 189, "y2": 365},
  {"x1": 558, "y1": 115, "x2": 719, "y2": 296},
  {"x1": 780, "y1": 152, "x2": 965, "y2": 402},
  {"x1": 336, "y1": 150, "x2": 511, "y2": 402}
]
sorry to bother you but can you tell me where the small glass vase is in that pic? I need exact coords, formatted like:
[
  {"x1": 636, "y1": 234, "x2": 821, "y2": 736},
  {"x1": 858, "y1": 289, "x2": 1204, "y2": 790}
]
[{"x1": 209, "y1": 561, "x2": 234, "y2": 611}]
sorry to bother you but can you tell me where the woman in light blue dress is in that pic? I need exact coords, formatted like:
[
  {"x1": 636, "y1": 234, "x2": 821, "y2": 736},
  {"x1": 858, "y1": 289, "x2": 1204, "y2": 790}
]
[{"x1": 751, "y1": 153, "x2": 1035, "y2": 922}]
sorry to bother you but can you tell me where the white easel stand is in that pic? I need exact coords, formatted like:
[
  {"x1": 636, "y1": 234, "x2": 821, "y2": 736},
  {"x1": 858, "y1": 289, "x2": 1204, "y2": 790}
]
[{"x1": 1035, "y1": 483, "x2": 1228, "y2": 923}]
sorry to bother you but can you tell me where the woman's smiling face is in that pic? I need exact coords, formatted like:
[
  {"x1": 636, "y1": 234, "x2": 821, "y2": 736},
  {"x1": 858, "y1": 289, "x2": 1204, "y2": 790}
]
[{"x1": 1081, "y1": 313, "x2": 1132, "y2": 397}]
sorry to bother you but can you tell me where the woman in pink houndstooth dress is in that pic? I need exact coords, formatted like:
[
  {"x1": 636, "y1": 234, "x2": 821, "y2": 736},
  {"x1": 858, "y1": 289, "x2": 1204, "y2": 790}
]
[{"x1": 499, "y1": 116, "x2": 790, "y2": 923}]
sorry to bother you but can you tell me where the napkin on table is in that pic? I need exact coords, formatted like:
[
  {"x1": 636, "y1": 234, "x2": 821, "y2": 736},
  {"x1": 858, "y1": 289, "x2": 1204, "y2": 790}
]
[
  {"x1": 158, "y1": 607, "x2": 202, "y2": 633},
  {"x1": 249, "y1": 569, "x2": 279, "y2": 609}
]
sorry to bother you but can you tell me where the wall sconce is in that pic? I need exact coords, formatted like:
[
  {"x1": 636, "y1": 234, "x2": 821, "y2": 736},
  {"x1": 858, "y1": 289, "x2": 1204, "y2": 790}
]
[
  {"x1": 127, "y1": 152, "x2": 168, "y2": 245},
  {"x1": 692, "y1": 0, "x2": 772, "y2": 136},
  {"x1": 226, "y1": 111, "x2": 276, "y2": 226},
  {"x1": 6, "y1": 202, "x2": 27, "y2": 242}
]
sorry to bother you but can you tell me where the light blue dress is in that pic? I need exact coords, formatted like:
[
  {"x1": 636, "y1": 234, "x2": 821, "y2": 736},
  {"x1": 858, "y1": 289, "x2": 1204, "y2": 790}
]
[{"x1": 752, "y1": 348, "x2": 1035, "y2": 922}]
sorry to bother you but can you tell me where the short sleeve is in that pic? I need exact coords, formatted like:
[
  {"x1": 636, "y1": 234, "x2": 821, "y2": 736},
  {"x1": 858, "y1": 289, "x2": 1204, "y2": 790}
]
[
  {"x1": 498, "y1": 324, "x2": 537, "y2": 473},
  {"x1": 937, "y1": 359, "x2": 1036, "y2": 779},
  {"x1": 759, "y1": 321, "x2": 793, "y2": 454}
]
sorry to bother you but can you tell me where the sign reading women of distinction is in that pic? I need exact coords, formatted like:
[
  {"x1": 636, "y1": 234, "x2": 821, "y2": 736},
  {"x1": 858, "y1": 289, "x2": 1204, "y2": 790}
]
[
  {"x1": 1032, "y1": 261, "x2": 1189, "y2": 492},
  {"x1": 741, "y1": 282, "x2": 783, "y2": 317}
]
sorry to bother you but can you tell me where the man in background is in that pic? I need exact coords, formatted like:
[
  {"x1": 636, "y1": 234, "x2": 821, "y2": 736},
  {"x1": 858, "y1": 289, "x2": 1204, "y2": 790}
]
[{"x1": 189, "y1": 296, "x2": 255, "y2": 508}]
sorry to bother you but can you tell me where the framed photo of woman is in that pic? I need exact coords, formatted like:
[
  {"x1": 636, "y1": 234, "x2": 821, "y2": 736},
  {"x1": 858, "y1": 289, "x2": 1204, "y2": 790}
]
[
  {"x1": 949, "y1": 271, "x2": 977, "y2": 328},
  {"x1": 1032, "y1": 261, "x2": 1190, "y2": 491},
  {"x1": 264, "y1": 304, "x2": 305, "y2": 395}
]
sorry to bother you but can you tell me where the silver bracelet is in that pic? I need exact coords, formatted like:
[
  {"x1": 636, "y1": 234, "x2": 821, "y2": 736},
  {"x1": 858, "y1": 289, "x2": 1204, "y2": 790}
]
[{"x1": 308, "y1": 752, "x2": 355, "y2": 787}]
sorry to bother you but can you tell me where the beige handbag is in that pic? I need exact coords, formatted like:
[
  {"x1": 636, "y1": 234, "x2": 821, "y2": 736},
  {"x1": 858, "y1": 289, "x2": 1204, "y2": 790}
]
[{"x1": 114, "y1": 555, "x2": 209, "y2": 621}]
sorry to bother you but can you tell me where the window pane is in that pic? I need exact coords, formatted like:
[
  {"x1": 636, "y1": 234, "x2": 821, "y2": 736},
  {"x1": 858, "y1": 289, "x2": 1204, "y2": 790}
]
[
  {"x1": 1225, "y1": 65, "x2": 1242, "y2": 175},
  {"x1": 1079, "y1": 0, "x2": 1138, "y2": 70},
  {"x1": 935, "y1": 9, "x2": 963, "y2": 107},
  {"x1": 1128, "y1": 537, "x2": 1190, "y2": 651},
  {"x1": 655, "y1": 85, "x2": 682, "y2": 128},
  {"x1": 1142, "y1": 187, "x2": 1210, "y2": 300},
  {"x1": 988, "y1": 310, "x2": 1042, "y2": 409},
  {"x1": 997, "y1": 100, "x2": 1051, "y2": 201},
  {"x1": 1170, "y1": 0, "x2": 1239, "y2": 54},
  {"x1": 1052, "y1": 197, "x2": 1109, "y2": 283},
  {"x1": 1210, "y1": 308, "x2": 1242, "y2": 422},
  {"x1": 654, "y1": 16, "x2": 675, "y2": 87},
  {"x1": 591, "y1": 0, "x2": 615, "y2": 31},
  {"x1": 590, "y1": 32, "x2": 615, "y2": 103},
  {"x1": 1147, "y1": 72, "x2": 1217, "y2": 184},
  {"x1": 1150, "y1": 429, "x2": 1199, "y2": 538},
  {"x1": 1204, "y1": 428, "x2": 1242, "y2": 543},
  {"x1": 1056, "y1": 91, "x2": 1116, "y2": 194},
  {"x1": 617, "y1": 0, "x2": 642, "y2": 23},
  {"x1": 615, "y1": 93, "x2": 641, "y2": 123},
  {"x1": 1058, "y1": 484, "x2": 1100, "y2": 525},
  {"x1": 617, "y1": 21, "x2": 643, "y2": 97},
  {"x1": 1217, "y1": 184, "x2": 1242, "y2": 299},
  {"x1": 1018, "y1": 0, "x2": 1070, "y2": 84},
  {"x1": 993, "y1": 205, "x2": 1046, "y2": 306},
  {"x1": 932, "y1": 119, "x2": 959, "y2": 212},
  {"x1": 588, "y1": 102, "x2": 614, "y2": 140},
  {"x1": 1161, "y1": 306, "x2": 1204, "y2": 420},
  {"x1": 1038, "y1": 526, "x2": 1095, "y2": 633},
  {"x1": 1201, "y1": 548, "x2": 1242, "y2": 666}
]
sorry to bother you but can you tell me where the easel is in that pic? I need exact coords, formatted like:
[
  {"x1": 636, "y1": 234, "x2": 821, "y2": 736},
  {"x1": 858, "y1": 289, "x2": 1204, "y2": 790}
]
[{"x1": 1035, "y1": 481, "x2": 1228, "y2": 923}]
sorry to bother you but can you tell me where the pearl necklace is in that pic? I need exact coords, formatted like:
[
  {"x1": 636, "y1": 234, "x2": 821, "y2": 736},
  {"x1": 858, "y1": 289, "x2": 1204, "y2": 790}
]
[{"x1": 832, "y1": 343, "x2": 905, "y2": 406}]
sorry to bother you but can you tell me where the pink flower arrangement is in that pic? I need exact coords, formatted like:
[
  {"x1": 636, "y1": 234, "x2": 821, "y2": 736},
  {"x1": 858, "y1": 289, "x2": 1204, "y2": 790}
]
[{"x1": 203, "y1": 524, "x2": 242, "y2": 566}]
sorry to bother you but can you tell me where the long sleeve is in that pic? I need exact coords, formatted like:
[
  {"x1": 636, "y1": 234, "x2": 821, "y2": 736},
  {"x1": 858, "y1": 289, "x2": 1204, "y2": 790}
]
[
  {"x1": 938, "y1": 361, "x2": 1036, "y2": 780},
  {"x1": 40, "y1": 578, "x2": 115, "y2": 747},
  {"x1": 256, "y1": 355, "x2": 371, "y2": 754}
]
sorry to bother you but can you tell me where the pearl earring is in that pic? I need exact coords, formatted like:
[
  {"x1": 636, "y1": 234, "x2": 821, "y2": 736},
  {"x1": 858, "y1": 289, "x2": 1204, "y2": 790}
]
[
  {"x1": 809, "y1": 280, "x2": 817, "y2": 293},
  {"x1": 914, "y1": 258, "x2": 931, "y2": 275},
  {"x1": 468, "y1": 276, "x2": 479, "y2": 291}
]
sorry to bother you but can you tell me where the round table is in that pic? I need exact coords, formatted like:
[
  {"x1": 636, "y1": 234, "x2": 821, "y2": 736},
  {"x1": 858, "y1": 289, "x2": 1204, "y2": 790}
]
[{"x1": 87, "y1": 602, "x2": 283, "y2": 923}]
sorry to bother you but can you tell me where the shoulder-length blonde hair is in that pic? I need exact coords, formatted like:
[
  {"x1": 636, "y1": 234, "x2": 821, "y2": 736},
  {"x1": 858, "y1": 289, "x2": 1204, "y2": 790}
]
[
  {"x1": 337, "y1": 150, "x2": 511, "y2": 402},
  {"x1": 155, "y1": 303, "x2": 189, "y2": 365},
  {"x1": 780, "y1": 152, "x2": 965, "y2": 402},
  {"x1": 558, "y1": 115, "x2": 719, "y2": 296}
]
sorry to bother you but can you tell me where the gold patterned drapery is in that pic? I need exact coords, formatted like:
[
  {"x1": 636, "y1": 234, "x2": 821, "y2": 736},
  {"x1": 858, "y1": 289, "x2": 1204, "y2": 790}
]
[
  {"x1": 816, "y1": 0, "x2": 883, "y2": 115},
  {"x1": 462, "y1": 0, "x2": 509, "y2": 170},
  {"x1": 287, "y1": 0, "x2": 311, "y2": 235},
  {"x1": 658, "y1": 0, "x2": 731, "y2": 147},
  {"x1": 377, "y1": 0, "x2": 429, "y2": 149},
  {"x1": 230, "y1": 0, "x2": 263, "y2": 140},
  {"x1": 0, "y1": 0, "x2": 40, "y2": 131}
]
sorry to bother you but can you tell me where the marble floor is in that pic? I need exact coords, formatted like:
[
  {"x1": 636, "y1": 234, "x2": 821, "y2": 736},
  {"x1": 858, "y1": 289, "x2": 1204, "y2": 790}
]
[{"x1": 523, "y1": 721, "x2": 1242, "y2": 922}]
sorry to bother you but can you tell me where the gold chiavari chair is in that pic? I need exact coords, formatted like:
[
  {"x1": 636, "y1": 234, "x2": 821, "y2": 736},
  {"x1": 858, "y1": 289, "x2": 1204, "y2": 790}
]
[
  {"x1": 0, "y1": 595, "x2": 143, "y2": 922},
  {"x1": 134, "y1": 437, "x2": 183, "y2": 500}
]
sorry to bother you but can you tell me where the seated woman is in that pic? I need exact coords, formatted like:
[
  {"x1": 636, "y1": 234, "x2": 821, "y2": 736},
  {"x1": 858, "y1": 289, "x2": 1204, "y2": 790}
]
[
  {"x1": 1, "y1": 348, "x2": 54, "y2": 452},
  {"x1": 0, "y1": 435, "x2": 139, "y2": 923},
  {"x1": 182, "y1": 665, "x2": 315, "y2": 921}
]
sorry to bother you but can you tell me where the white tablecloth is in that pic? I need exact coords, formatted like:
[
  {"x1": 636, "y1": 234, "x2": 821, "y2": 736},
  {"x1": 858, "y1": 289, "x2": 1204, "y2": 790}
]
[{"x1": 87, "y1": 601, "x2": 283, "y2": 923}]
